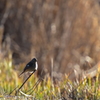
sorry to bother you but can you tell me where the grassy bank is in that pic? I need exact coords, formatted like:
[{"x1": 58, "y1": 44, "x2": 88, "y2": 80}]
[{"x1": 0, "y1": 55, "x2": 100, "y2": 100}]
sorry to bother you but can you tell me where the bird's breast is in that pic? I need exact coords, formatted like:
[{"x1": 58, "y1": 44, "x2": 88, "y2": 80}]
[{"x1": 35, "y1": 62, "x2": 38, "y2": 70}]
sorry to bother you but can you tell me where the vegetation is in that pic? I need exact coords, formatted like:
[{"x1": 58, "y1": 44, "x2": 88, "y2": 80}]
[
  {"x1": 0, "y1": 55, "x2": 100, "y2": 100},
  {"x1": 0, "y1": 0, "x2": 100, "y2": 100}
]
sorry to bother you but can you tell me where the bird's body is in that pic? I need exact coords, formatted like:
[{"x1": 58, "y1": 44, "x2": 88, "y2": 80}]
[{"x1": 19, "y1": 58, "x2": 38, "y2": 76}]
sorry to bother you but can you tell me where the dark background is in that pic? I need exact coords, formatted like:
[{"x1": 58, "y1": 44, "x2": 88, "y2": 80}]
[{"x1": 0, "y1": 0, "x2": 100, "y2": 80}]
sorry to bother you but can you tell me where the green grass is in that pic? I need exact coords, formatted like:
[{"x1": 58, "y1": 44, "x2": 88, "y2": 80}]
[{"x1": 0, "y1": 55, "x2": 100, "y2": 100}]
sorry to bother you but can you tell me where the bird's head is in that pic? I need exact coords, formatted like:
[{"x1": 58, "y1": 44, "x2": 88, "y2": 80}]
[{"x1": 32, "y1": 58, "x2": 37, "y2": 62}]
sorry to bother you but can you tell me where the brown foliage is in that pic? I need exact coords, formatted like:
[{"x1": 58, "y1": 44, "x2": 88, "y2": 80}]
[{"x1": 0, "y1": 0, "x2": 100, "y2": 79}]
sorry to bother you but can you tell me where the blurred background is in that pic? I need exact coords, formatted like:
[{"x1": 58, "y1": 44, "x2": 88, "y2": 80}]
[{"x1": 0, "y1": 0, "x2": 100, "y2": 80}]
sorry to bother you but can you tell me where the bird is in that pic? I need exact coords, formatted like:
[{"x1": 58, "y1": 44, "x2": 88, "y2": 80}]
[{"x1": 19, "y1": 58, "x2": 38, "y2": 77}]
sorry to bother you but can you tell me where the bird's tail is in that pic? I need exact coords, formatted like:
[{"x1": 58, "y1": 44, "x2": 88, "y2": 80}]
[{"x1": 19, "y1": 71, "x2": 24, "y2": 77}]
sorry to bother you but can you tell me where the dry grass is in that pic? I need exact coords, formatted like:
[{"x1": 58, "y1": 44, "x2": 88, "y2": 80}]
[{"x1": 0, "y1": 55, "x2": 100, "y2": 100}]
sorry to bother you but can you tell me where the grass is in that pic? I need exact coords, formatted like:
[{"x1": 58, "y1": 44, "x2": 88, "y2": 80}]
[{"x1": 0, "y1": 54, "x2": 100, "y2": 100}]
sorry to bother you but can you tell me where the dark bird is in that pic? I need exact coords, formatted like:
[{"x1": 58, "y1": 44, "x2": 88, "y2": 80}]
[{"x1": 19, "y1": 58, "x2": 38, "y2": 76}]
